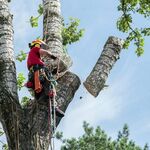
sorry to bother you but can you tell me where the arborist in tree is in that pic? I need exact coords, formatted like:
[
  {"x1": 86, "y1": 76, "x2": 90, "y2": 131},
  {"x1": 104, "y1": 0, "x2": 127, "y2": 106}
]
[{"x1": 25, "y1": 39, "x2": 64, "y2": 117}]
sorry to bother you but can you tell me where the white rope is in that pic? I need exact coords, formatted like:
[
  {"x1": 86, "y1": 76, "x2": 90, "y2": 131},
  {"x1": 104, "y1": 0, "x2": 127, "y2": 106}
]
[
  {"x1": 52, "y1": 90, "x2": 56, "y2": 150},
  {"x1": 48, "y1": 96, "x2": 53, "y2": 150},
  {"x1": 43, "y1": 1, "x2": 64, "y2": 149},
  {"x1": 43, "y1": 1, "x2": 56, "y2": 149},
  {"x1": 48, "y1": 86, "x2": 56, "y2": 150}
]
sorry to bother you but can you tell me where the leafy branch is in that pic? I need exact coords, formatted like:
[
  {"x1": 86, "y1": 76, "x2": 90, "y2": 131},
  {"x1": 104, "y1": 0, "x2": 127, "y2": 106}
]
[
  {"x1": 30, "y1": 4, "x2": 43, "y2": 27},
  {"x1": 62, "y1": 17, "x2": 85, "y2": 52},
  {"x1": 117, "y1": 0, "x2": 150, "y2": 56},
  {"x1": 16, "y1": 50, "x2": 27, "y2": 62},
  {"x1": 29, "y1": 4, "x2": 84, "y2": 52}
]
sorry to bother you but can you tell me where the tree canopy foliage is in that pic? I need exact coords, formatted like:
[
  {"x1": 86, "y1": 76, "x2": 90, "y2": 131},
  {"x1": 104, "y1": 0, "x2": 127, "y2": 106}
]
[{"x1": 56, "y1": 122, "x2": 149, "y2": 150}]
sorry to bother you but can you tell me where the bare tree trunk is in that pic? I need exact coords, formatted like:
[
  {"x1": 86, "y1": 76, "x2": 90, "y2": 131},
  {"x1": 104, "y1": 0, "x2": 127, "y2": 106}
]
[
  {"x1": 84, "y1": 36, "x2": 124, "y2": 97},
  {"x1": 0, "y1": 0, "x2": 20, "y2": 149}
]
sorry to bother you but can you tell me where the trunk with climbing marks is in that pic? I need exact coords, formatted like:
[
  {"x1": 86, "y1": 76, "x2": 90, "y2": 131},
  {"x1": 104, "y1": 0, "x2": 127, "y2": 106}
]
[{"x1": 84, "y1": 36, "x2": 124, "y2": 97}]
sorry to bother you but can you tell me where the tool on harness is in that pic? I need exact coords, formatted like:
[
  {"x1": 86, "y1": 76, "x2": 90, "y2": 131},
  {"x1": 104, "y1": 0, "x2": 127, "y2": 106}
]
[
  {"x1": 25, "y1": 64, "x2": 45, "y2": 91},
  {"x1": 34, "y1": 70, "x2": 42, "y2": 93}
]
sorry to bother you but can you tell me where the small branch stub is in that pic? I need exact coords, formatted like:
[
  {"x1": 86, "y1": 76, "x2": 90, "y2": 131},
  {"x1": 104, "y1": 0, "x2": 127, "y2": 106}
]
[{"x1": 83, "y1": 36, "x2": 124, "y2": 97}]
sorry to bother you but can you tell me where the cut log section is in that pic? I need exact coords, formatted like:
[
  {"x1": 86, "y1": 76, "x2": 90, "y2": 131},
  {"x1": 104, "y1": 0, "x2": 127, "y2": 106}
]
[{"x1": 83, "y1": 36, "x2": 124, "y2": 97}]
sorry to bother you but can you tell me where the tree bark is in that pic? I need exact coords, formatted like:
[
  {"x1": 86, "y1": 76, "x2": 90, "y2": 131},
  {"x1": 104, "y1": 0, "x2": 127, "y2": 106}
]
[
  {"x1": 43, "y1": 0, "x2": 72, "y2": 73},
  {"x1": 24, "y1": 71, "x2": 81, "y2": 150},
  {"x1": 0, "y1": 1, "x2": 124, "y2": 150},
  {"x1": 83, "y1": 36, "x2": 124, "y2": 97},
  {"x1": 0, "y1": 0, "x2": 21, "y2": 149},
  {"x1": 0, "y1": 0, "x2": 81, "y2": 150}
]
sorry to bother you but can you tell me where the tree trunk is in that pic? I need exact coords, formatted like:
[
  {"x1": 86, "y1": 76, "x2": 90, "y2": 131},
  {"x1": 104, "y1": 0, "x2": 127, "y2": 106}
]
[
  {"x1": 0, "y1": 0, "x2": 20, "y2": 149},
  {"x1": 83, "y1": 36, "x2": 124, "y2": 97},
  {"x1": 0, "y1": 1, "x2": 124, "y2": 150},
  {"x1": 43, "y1": 0, "x2": 72, "y2": 73},
  {"x1": 0, "y1": 0, "x2": 81, "y2": 150}
]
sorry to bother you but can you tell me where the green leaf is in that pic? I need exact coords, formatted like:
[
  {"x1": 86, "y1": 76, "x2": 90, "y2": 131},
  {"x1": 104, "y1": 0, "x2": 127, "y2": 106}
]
[
  {"x1": 16, "y1": 50, "x2": 27, "y2": 62},
  {"x1": 29, "y1": 3, "x2": 43, "y2": 28},
  {"x1": 62, "y1": 17, "x2": 85, "y2": 51},
  {"x1": 38, "y1": 4, "x2": 43, "y2": 15},
  {"x1": 21, "y1": 96, "x2": 30, "y2": 108},
  {"x1": 141, "y1": 28, "x2": 150, "y2": 36},
  {"x1": 2, "y1": 144, "x2": 8, "y2": 150},
  {"x1": 117, "y1": 0, "x2": 150, "y2": 56},
  {"x1": 17, "y1": 73, "x2": 26, "y2": 91},
  {"x1": 55, "y1": 131, "x2": 63, "y2": 140},
  {"x1": 30, "y1": 16, "x2": 39, "y2": 27},
  {"x1": 0, "y1": 129, "x2": 4, "y2": 136}
]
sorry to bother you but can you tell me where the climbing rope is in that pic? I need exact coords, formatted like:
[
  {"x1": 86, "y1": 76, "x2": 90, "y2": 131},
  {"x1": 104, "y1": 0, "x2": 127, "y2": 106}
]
[
  {"x1": 48, "y1": 83, "x2": 57, "y2": 150},
  {"x1": 48, "y1": 94, "x2": 52, "y2": 150},
  {"x1": 38, "y1": 1, "x2": 67, "y2": 149}
]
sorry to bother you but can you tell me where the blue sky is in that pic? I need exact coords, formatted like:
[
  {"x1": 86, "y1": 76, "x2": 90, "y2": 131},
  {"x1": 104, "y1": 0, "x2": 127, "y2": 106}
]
[{"x1": 1, "y1": 0, "x2": 150, "y2": 149}]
